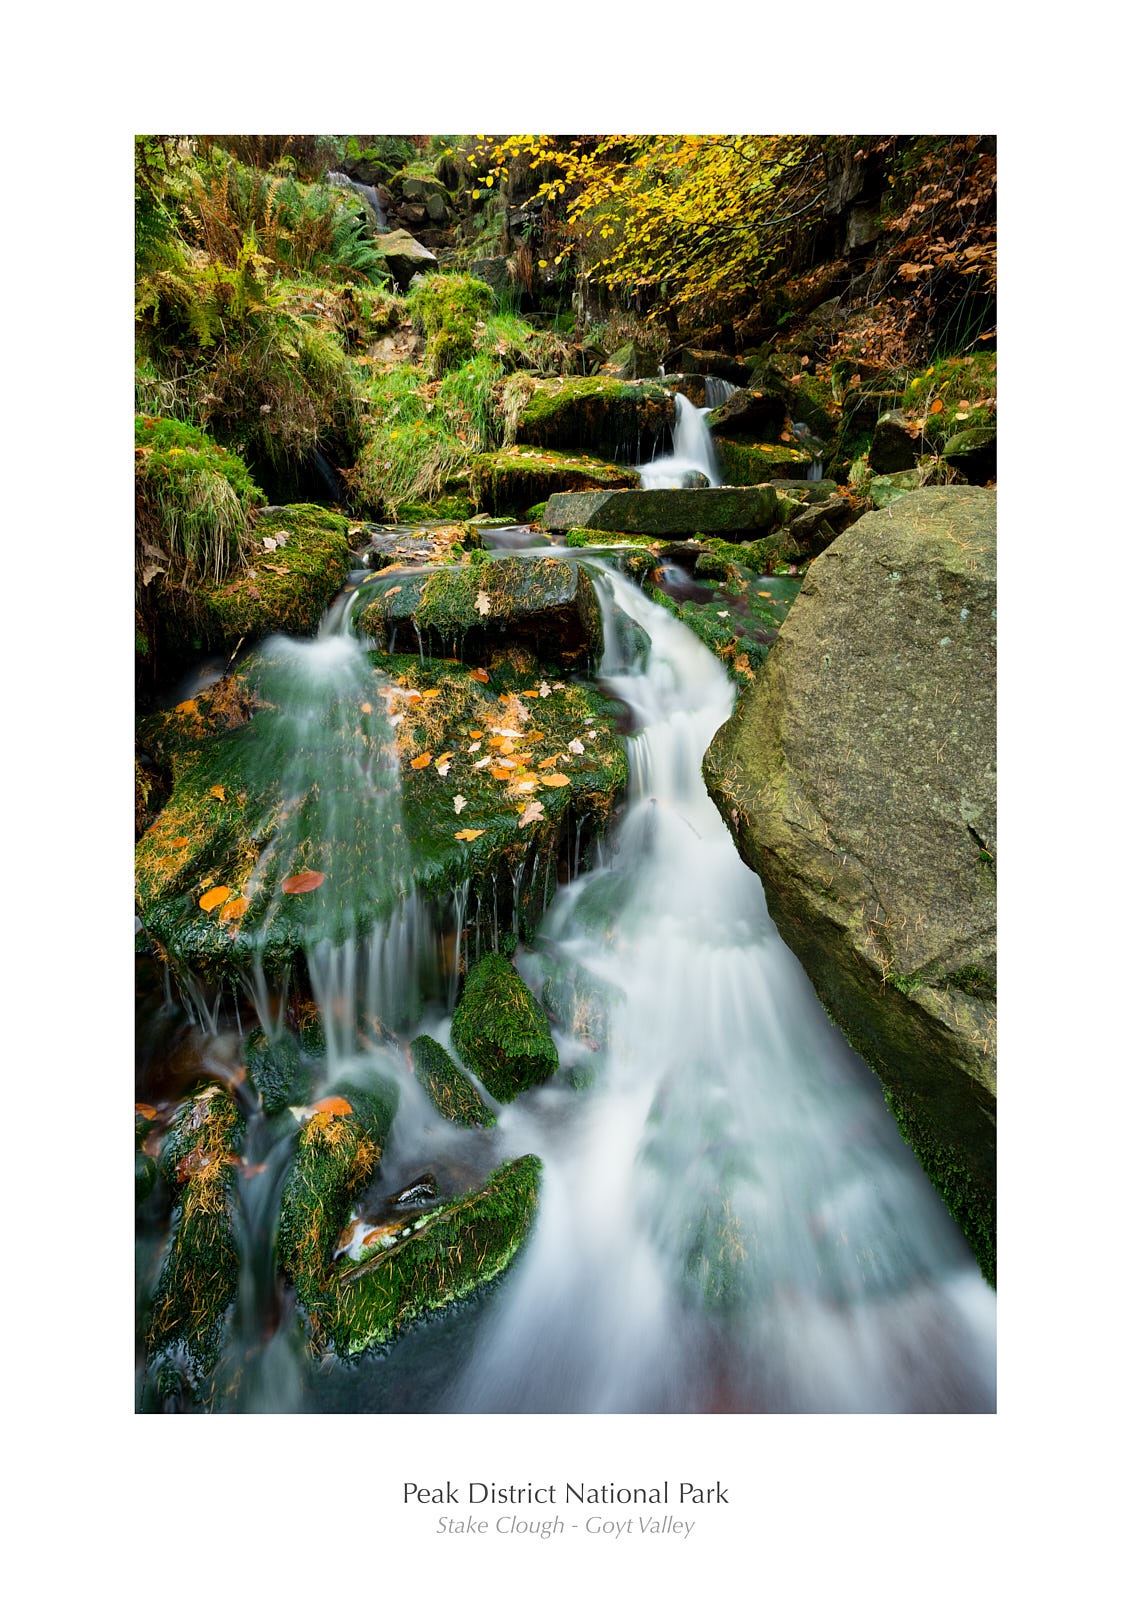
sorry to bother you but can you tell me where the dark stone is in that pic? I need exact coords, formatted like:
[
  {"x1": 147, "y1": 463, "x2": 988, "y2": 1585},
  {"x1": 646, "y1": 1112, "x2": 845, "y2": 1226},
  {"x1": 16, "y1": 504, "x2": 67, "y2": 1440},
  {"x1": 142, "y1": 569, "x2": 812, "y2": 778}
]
[
  {"x1": 869, "y1": 410, "x2": 922, "y2": 474},
  {"x1": 942, "y1": 427, "x2": 997, "y2": 485},
  {"x1": 543, "y1": 487, "x2": 788, "y2": 540},
  {"x1": 708, "y1": 386, "x2": 788, "y2": 441}
]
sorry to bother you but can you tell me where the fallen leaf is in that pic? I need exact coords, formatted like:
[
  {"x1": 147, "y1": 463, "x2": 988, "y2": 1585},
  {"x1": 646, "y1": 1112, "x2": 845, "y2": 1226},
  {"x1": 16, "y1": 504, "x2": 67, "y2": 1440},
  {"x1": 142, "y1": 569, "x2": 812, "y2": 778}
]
[
  {"x1": 174, "y1": 700, "x2": 198, "y2": 714},
  {"x1": 176, "y1": 1146, "x2": 211, "y2": 1182},
  {"x1": 522, "y1": 689, "x2": 540, "y2": 698},
  {"x1": 410, "y1": 753, "x2": 432, "y2": 769},
  {"x1": 757, "y1": 590, "x2": 772, "y2": 597},
  {"x1": 385, "y1": 585, "x2": 403, "y2": 596},
  {"x1": 135, "y1": 1103, "x2": 158, "y2": 1120},
  {"x1": 930, "y1": 398, "x2": 944, "y2": 414},
  {"x1": 360, "y1": 701, "x2": 372, "y2": 714},
  {"x1": 219, "y1": 896, "x2": 249, "y2": 922},
  {"x1": 518, "y1": 800, "x2": 545, "y2": 828},
  {"x1": 515, "y1": 780, "x2": 539, "y2": 793},
  {"x1": 467, "y1": 741, "x2": 482, "y2": 753},
  {"x1": 539, "y1": 681, "x2": 551, "y2": 697},
  {"x1": 169, "y1": 836, "x2": 189, "y2": 847},
  {"x1": 454, "y1": 795, "x2": 468, "y2": 814},
  {"x1": 455, "y1": 828, "x2": 485, "y2": 841},
  {"x1": 541, "y1": 772, "x2": 570, "y2": 787},
  {"x1": 210, "y1": 785, "x2": 226, "y2": 801},
  {"x1": 568, "y1": 739, "x2": 585, "y2": 755},
  {"x1": 475, "y1": 589, "x2": 491, "y2": 616},
  {"x1": 312, "y1": 1096, "x2": 352, "y2": 1119},
  {"x1": 263, "y1": 536, "x2": 278, "y2": 551},
  {"x1": 469, "y1": 668, "x2": 490, "y2": 683},
  {"x1": 436, "y1": 761, "x2": 451, "y2": 776},
  {"x1": 422, "y1": 688, "x2": 441, "y2": 699},
  {"x1": 199, "y1": 886, "x2": 231, "y2": 912},
  {"x1": 281, "y1": 870, "x2": 326, "y2": 894}
]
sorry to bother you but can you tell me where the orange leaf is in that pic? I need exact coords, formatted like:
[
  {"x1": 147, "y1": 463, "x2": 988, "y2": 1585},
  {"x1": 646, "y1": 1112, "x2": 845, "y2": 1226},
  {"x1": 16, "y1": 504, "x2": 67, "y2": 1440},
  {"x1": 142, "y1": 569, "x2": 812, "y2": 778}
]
[
  {"x1": 411, "y1": 753, "x2": 432, "y2": 769},
  {"x1": 360, "y1": 701, "x2": 373, "y2": 714},
  {"x1": 455, "y1": 828, "x2": 485, "y2": 841},
  {"x1": 219, "y1": 896, "x2": 249, "y2": 922},
  {"x1": 199, "y1": 886, "x2": 231, "y2": 912},
  {"x1": 281, "y1": 870, "x2": 325, "y2": 894},
  {"x1": 541, "y1": 772, "x2": 570, "y2": 787},
  {"x1": 209, "y1": 785, "x2": 226, "y2": 801},
  {"x1": 169, "y1": 836, "x2": 189, "y2": 847},
  {"x1": 929, "y1": 398, "x2": 944, "y2": 414},
  {"x1": 469, "y1": 668, "x2": 490, "y2": 683},
  {"x1": 135, "y1": 1102, "x2": 158, "y2": 1120},
  {"x1": 422, "y1": 689, "x2": 441, "y2": 699},
  {"x1": 385, "y1": 585, "x2": 403, "y2": 596},
  {"x1": 521, "y1": 690, "x2": 540, "y2": 697},
  {"x1": 757, "y1": 590, "x2": 772, "y2": 597},
  {"x1": 174, "y1": 700, "x2": 198, "y2": 714},
  {"x1": 435, "y1": 752, "x2": 454, "y2": 765},
  {"x1": 312, "y1": 1095, "x2": 352, "y2": 1118}
]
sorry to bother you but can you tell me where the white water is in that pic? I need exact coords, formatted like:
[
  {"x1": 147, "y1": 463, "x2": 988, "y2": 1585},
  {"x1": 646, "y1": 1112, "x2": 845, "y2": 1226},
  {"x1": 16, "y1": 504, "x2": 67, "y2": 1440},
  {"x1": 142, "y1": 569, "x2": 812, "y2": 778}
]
[
  {"x1": 438, "y1": 568, "x2": 995, "y2": 1412},
  {"x1": 637, "y1": 392, "x2": 721, "y2": 488}
]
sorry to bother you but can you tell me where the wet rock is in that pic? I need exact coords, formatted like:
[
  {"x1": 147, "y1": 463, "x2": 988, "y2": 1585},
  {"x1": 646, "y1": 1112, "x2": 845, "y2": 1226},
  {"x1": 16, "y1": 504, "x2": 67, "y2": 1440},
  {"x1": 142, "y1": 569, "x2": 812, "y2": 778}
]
[
  {"x1": 451, "y1": 952, "x2": 558, "y2": 1100},
  {"x1": 389, "y1": 1172, "x2": 440, "y2": 1207},
  {"x1": 667, "y1": 347, "x2": 749, "y2": 384},
  {"x1": 713, "y1": 437, "x2": 816, "y2": 483},
  {"x1": 703, "y1": 487, "x2": 997, "y2": 1281},
  {"x1": 244, "y1": 1028, "x2": 314, "y2": 1116},
  {"x1": 469, "y1": 446, "x2": 637, "y2": 517},
  {"x1": 708, "y1": 386, "x2": 788, "y2": 441},
  {"x1": 329, "y1": 1155, "x2": 542, "y2": 1356},
  {"x1": 353, "y1": 553, "x2": 604, "y2": 668},
  {"x1": 785, "y1": 493, "x2": 858, "y2": 553},
  {"x1": 411, "y1": 1034, "x2": 497, "y2": 1128},
  {"x1": 544, "y1": 486, "x2": 788, "y2": 540},
  {"x1": 510, "y1": 374, "x2": 675, "y2": 457},
  {"x1": 153, "y1": 504, "x2": 352, "y2": 661}
]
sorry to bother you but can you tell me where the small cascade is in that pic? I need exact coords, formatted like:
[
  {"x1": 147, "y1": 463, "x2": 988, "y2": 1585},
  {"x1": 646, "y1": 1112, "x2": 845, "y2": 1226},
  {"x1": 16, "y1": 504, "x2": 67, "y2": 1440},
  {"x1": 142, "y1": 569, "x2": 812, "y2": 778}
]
[
  {"x1": 324, "y1": 170, "x2": 388, "y2": 232},
  {"x1": 704, "y1": 375, "x2": 737, "y2": 407},
  {"x1": 636, "y1": 392, "x2": 721, "y2": 488}
]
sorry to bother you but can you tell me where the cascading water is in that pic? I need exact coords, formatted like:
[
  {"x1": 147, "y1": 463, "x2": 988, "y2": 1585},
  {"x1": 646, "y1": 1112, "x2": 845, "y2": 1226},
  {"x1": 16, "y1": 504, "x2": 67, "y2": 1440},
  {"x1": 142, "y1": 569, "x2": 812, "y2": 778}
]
[
  {"x1": 423, "y1": 568, "x2": 996, "y2": 1412},
  {"x1": 140, "y1": 551, "x2": 994, "y2": 1413},
  {"x1": 637, "y1": 392, "x2": 721, "y2": 488}
]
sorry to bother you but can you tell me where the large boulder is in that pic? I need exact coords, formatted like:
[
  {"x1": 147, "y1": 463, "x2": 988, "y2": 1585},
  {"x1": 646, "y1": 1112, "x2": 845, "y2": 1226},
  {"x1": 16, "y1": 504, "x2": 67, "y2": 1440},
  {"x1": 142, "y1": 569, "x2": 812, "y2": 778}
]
[
  {"x1": 544, "y1": 486, "x2": 790, "y2": 539},
  {"x1": 703, "y1": 487, "x2": 997, "y2": 1280},
  {"x1": 372, "y1": 228, "x2": 438, "y2": 287},
  {"x1": 509, "y1": 375, "x2": 675, "y2": 458}
]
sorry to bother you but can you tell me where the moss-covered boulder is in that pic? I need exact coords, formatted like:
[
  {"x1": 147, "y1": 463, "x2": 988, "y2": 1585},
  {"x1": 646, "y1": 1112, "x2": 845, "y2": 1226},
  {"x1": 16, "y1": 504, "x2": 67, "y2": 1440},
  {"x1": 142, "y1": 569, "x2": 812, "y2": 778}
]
[
  {"x1": 244, "y1": 1027, "x2": 315, "y2": 1115},
  {"x1": 703, "y1": 487, "x2": 997, "y2": 1280},
  {"x1": 276, "y1": 1082, "x2": 399, "y2": 1347},
  {"x1": 868, "y1": 470, "x2": 925, "y2": 510},
  {"x1": 451, "y1": 952, "x2": 559, "y2": 1099},
  {"x1": 943, "y1": 426, "x2": 997, "y2": 485},
  {"x1": 372, "y1": 227, "x2": 438, "y2": 287},
  {"x1": 135, "y1": 643, "x2": 628, "y2": 981},
  {"x1": 407, "y1": 272, "x2": 495, "y2": 376},
  {"x1": 146, "y1": 1085, "x2": 245, "y2": 1376},
  {"x1": 468, "y1": 447, "x2": 637, "y2": 517},
  {"x1": 544, "y1": 486, "x2": 790, "y2": 540},
  {"x1": 353, "y1": 553, "x2": 604, "y2": 668},
  {"x1": 153, "y1": 503, "x2": 351, "y2": 659},
  {"x1": 868, "y1": 409, "x2": 923, "y2": 474},
  {"x1": 509, "y1": 374, "x2": 675, "y2": 457},
  {"x1": 411, "y1": 1033, "x2": 497, "y2": 1127},
  {"x1": 713, "y1": 437, "x2": 816, "y2": 484},
  {"x1": 328, "y1": 1155, "x2": 542, "y2": 1356},
  {"x1": 707, "y1": 386, "x2": 787, "y2": 441}
]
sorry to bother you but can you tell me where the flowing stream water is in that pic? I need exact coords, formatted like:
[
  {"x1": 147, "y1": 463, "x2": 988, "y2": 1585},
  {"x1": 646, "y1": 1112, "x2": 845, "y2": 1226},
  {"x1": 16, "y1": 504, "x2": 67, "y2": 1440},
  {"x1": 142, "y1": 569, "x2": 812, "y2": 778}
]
[{"x1": 139, "y1": 550, "x2": 995, "y2": 1413}]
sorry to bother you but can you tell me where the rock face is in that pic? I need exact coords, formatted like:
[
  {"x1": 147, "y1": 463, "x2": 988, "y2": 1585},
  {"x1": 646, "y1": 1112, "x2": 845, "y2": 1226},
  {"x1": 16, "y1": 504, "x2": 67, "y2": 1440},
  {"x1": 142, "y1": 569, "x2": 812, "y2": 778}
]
[
  {"x1": 703, "y1": 487, "x2": 997, "y2": 1279},
  {"x1": 544, "y1": 486, "x2": 788, "y2": 539}
]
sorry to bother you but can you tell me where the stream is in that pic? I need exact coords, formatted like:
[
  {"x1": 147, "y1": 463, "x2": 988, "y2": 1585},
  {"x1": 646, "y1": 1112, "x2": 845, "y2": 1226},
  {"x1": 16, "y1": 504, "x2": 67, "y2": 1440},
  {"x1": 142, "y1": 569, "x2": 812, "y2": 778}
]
[{"x1": 137, "y1": 529, "x2": 996, "y2": 1413}]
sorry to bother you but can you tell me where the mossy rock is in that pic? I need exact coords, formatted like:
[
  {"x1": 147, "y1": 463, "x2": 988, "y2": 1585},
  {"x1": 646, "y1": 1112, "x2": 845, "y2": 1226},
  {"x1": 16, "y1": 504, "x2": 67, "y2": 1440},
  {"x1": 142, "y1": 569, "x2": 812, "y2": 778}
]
[
  {"x1": 650, "y1": 565, "x2": 802, "y2": 683},
  {"x1": 451, "y1": 952, "x2": 558, "y2": 1100},
  {"x1": 153, "y1": 504, "x2": 351, "y2": 660},
  {"x1": 942, "y1": 427, "x2": 996, "y2": 485},
  {"x1": 469, "y1": 447, "x2": 637, "y2": 516},
  {"x1": 868, "y1": 470, "x2": 925, "y2": 510},
  {"x1": 146, "y1": 1086, "x2": 245, "y2": 1376},
  {"x1": 328, "y1": 1155, "x2": 542, "y2": 1356},
  {"x1": 353, "y1": 553, "x2": 604, "y2": 669},
  {"x1": 411, "y1": 1033, "x2": 497, "y2": 1128},
  {"x1": 407, "y1": 272, "x2": 496, "y2": 376},
  {"x1": 510, "y1": 375, "x2": 675, "y2": 456},
  {"x1": 713, "y1": 437, "x2": 815, "y2": 484},
  {"x1": 276, "y1": 1081, "x2": 399, "y2": 1344},
  {"x1": 244, "y1": 1027, "x2": 315, "y2": 1116},
  {"x1": 135, "y1": 645, "x2": 628, "y2": 981},
  {"x1": 395, "y1": 492, "x2": 476, "y2": 523},
  {"x1": 545, "y1": 486, "x2": 790, "y2": 539}
]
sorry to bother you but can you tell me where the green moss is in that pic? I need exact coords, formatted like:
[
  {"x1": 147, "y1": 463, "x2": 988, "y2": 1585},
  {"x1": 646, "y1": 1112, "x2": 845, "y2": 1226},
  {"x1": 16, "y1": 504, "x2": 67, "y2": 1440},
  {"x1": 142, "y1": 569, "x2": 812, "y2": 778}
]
[
  {"x1": 407, "y1": 272, "x2": 495, "y2": 377},
  {"x1": 276, "y1": 1081, "x2": 399, "y2": 1341},
  {"x1": 154, "y1": 503, "x2": 351, "y2": 658},
  {"x1": 509, "y1": 374, "x2": 674, "y2": 455},
  {"x1": 135, "y1": 414, "x2": 264, "y2": 589},
  {"x1": 330, "y1": 1154, "x2": 542, "y2": 1355},
  {"x1": 147, "y1": 1086, "x2": 245, "y2": 1375},
  {"x1": 713, "y1": 437, "x2": 813, "y2": 484},
  {"x1": 900, "y1": 353, "x2": 996, "y2": 449},
  {"x1": 244, "y1": 1027, "x2": 315, "y2": 1115},
  {"x1": 451, "y1": 952, "x2": 558, "y2": 1100},
  {"x1": 882, "y1": 1084, "x2": 995, "y2": 1287},
  {"x1": 411, "y1": 1033, "x2": 497, "y2": 1128},
  {"x1": 469, "y1": 447, "x2": 637, "y2": 516}
]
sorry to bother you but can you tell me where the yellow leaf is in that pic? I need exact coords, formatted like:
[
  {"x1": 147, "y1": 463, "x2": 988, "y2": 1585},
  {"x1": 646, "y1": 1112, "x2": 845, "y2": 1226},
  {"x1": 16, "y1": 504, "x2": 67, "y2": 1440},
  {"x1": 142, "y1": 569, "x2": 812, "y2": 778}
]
[
  {"x1": 199, "y1": 886, "x2": 231, "y2": 912},
  {"x1": 360, "y1": 702, "x2": 372, "y2": 714},
  {"x1": 219, "y1": 896, "x2": 249, "y2": 922},
  {"x1": 209, "y1": 785, "x2": 226, "y2": 801},
  {"x1": 174, "y1": 700, "x2": 198, "y2": 714},
  {"x1": 541, "y1": 772, "x2": 570, "y2": 787},
  {"x1": 410, "y1": 753, "x2": 432, "y2": 769},
  {"x1": 422, "y1": 688, "x2": 441, "y2": 699},
  {"x1": 455, "y1": 828, "x2": 485, "y2": 841}
]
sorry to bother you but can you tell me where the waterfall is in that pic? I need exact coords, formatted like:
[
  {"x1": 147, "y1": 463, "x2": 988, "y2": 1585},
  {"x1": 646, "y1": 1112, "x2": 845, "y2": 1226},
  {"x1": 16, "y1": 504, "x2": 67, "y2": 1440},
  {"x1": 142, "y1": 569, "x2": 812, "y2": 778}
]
[
  {"x1": 325, "y1": 170, "x2": 388, "y2": 232},
  {"x1": 636, "y1": 393, "x2": 722, "y2": 488},
  {"x1": 434, "y1": 567, "x2": 996, "y2": 1414}
]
